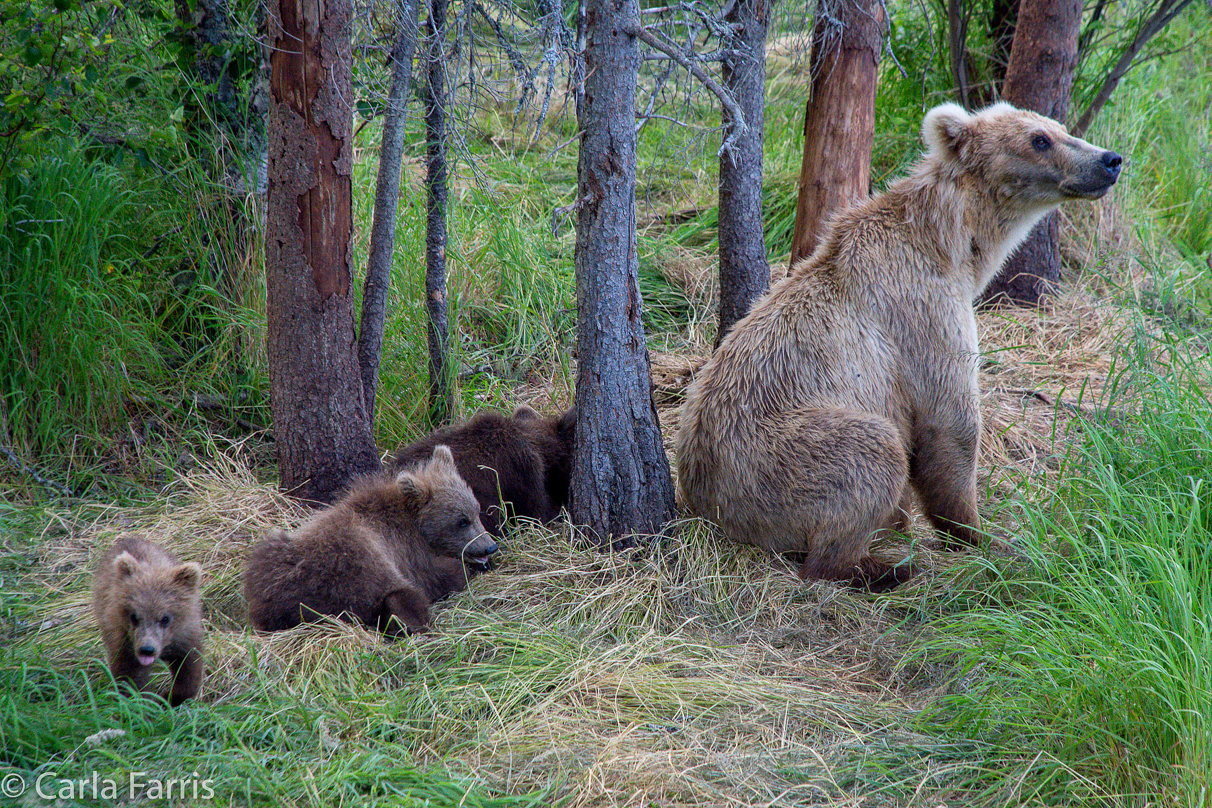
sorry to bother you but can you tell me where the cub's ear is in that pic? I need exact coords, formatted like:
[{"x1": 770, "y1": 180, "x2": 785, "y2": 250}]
[
  {"x1": 430, "y1": 444, "x2": 457, "y2": 471},
  {"x1": 395, "y1": 469, "x2": 431, "y2": 503},
  {"x1": 113, "y1": 551, "x2": 140, "y2": 578},
  {"x1": 922, "y1": 103, "x2": 972, "y2": 162},
  {"x1": 172, "y1": 562, "x2": 203, "y2": 591},
  {"x1": 512, "y1": 405, "x2": 540, "y2": 421}
]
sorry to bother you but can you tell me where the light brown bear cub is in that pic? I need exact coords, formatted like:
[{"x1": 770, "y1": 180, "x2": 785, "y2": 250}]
[
  {"x1": 244, "y1": 445, "x2": 494, "y2": 635},
  {"x1": 92, "y1": 536, "x2": 204, "y2": 706},
  {"x1": 676, "y1": 102, "x2": 1122, "y2": 590}
]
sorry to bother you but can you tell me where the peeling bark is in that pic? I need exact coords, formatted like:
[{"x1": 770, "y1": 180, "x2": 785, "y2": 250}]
[
  {"x1": 788, "y1": 0, "x2": 885, "y2": 266},
  {"x1": 266, "y1": 0, "x2": 379, "y2": 503}
]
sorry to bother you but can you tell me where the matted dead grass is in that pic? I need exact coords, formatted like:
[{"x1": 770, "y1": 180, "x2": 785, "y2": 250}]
[
  {"x1": 25, "y1": 194, "x2": 1178, "y2": 806},
  {"x1": 31, "y1": 440, "x2": 974, "y2": 807}
]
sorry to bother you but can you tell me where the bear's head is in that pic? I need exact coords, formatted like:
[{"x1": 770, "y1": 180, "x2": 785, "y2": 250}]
[
  {"x1": 397, "y1": 445, "x2": 497, "y2": 569},
  {"x1": 923, "y1": 102, "x2": 1122, "y2": 208},
  {"x1": 111, "y1": 552, "x2": 202, "y2": 668}
]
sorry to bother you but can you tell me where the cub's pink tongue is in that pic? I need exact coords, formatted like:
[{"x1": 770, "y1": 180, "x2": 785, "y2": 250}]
[{"x1": 138, "y1": 653, "x2": 156, "y2": 666}]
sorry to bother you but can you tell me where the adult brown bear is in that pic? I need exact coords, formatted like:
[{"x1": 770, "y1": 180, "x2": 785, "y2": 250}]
[{"x1": 676, "y1": 102, "x2": 1122, "y2": 589}]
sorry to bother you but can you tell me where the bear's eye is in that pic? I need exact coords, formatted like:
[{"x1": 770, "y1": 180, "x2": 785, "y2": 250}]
[
  {"x1": 129, "y1": 613, "x2": 140, "y2": 626},
  {"x1": 456, "y1": 516, "x2": 472, "y2": 529},
  {"x1": 1032, "y1": 134, "x2": 1052, "y2": 152},
  {"x1": 159, "y1": 615, "x2": 171, "y2": 627}
]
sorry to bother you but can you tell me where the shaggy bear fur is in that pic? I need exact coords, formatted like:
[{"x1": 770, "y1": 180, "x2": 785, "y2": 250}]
[
  {"x1": 244, "y1": 445, "x2": 495, "y2": 635},
  {"x1": 390, "y1": 405, "x2": 575, "y2": 537},
  {"x1": 92, "y1": 536, "x2": 205, "y2": 706},
  {"x1": 676, "y1": 102, "x2": 1122, "y2": 589}
]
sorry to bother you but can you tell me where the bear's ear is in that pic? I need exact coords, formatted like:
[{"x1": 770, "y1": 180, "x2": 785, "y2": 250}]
[
  {"x1": 172, "y1": 562, "x2": 203, "y2": 591},
  {"x1": 430, "y1": 444, "x2": 457, "y2": 471},
  {"x1": 113, "y1": 551, "x2": 140, "y2": 578},
  {"x1": 512, "y1": 405, "x2": 540, "y2": 421},
  {"x1": 922, "y1": 103, "x2": 973, "y2": 162},
  {"x1": 556, "y1": 407, "x2": 576, "y2": 439},
  {"x1": 395, "y1": 469, "x2": 431, "y2": 503}
]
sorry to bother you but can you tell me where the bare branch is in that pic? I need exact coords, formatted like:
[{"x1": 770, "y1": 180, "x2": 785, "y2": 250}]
[
  {"x1": 620, "y1": 19, "x2": 746, "y2": 158},
  {"x1": 1073, "y1": 0, "x2": 1199, "y2": 135}
]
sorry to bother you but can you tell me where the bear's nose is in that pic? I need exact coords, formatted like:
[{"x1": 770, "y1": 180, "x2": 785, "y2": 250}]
[
  {"x1": 1102, "y1": 150, "x2": 1122, "y2": 177},
  {"x1": 138, "y1": 644, "x2": 156, "y2": 656}
]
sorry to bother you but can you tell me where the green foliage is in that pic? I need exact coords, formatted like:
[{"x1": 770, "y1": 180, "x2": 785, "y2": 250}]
[
  {"x1": 911, "y1": 327, "x2": 1212, "y2": 804},
  {"x1": 0, "y1": 0, "x2": 183, "y2": 174},
  {"x1": 1131, "y1": 24, "x2": 1212, "y2": 260},
  {"x1": 0, "y1": 658, "x2": 551, "y2": 806},
  {"x1": 0, "y1": 149, "x2": 164, "y2": 456}
]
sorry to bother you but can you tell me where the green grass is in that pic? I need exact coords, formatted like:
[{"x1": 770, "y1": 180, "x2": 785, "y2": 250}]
[
  {"x1": 901, "y1": 327, "x2": 1212, "y2": 805},
  {"x1": 4, "y1": 1, "x2": 1212, "y2": 806}
]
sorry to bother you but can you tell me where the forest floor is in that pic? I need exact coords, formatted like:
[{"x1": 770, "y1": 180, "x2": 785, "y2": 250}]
[{"x1": 6, "y1": 188, "x2": 1165, "y2": 807}]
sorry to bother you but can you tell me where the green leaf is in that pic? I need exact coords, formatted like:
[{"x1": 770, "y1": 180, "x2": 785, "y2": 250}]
[{"x1": 23, "y1": 43, "x2": 44, "y2": 67}]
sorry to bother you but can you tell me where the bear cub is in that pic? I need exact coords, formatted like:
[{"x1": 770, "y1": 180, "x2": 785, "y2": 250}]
[
  {"x1": 676, "y1": 102, "x2": 1122, "y2": 590},
  {"x1": 244, "y1": 445, "x2": 494, "y2": 635},
  {"x1": 390, "y1": 405, "x2": 575, "y2": 537},
  {"x1": 92, "y1": 536, "x2": 205, "y2": 706}
]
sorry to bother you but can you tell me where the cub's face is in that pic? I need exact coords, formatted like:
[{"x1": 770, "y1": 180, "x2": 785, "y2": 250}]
[
  {"x1": 925, "y1": 102, "x2": 1122, "y2": 207},
  {"x1": 399, "y1": 445, "x2": 497, "y2": 570},
  {"x1": 112, "y1": 553, "x2": 201, "y2": 667}
]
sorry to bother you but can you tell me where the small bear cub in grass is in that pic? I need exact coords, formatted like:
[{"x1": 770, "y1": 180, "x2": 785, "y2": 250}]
[
  {"x1": 390, "y1": 405, "x2": 575, "y2": 537},
  {"x1": 92, "y1": 536, "x2": 205, "y2": 706},
  {"x1": 244, "y1": 445, "x2": 494, "y2": 636}
]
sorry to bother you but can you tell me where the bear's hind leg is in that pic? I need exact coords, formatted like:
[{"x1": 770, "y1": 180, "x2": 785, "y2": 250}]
[
  {"x1": 758, "y1": 409, "x2": 914, "y2": 589},
  {"x1": 797, "y1": 514, "x2": 919, "y2": 591}
]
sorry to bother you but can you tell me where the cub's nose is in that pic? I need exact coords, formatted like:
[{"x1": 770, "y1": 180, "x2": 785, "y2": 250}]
[{"x1": 1102, "y1": 150, "x2": 1123, "y2": 179}]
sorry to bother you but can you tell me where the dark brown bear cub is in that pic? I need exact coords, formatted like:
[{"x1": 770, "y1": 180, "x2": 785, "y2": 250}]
[
  {"x1": 92, "y1": 536, "x2": 204, "y2": 706},
  {"x1": 244, "y1": 445, "x2": 494, "y2": 635},
  {"x1": 390, "y1": 405, "x2": 574, "y2": 537}
]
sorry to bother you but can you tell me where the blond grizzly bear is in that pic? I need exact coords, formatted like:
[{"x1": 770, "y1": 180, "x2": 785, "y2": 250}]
[
  {"x1": 244, "y1": 445, "x2": 495, "y2": 635},
  {"x1": 676, "y1": 102, "x2": 1122, "y2": 589},
  {"x1": 92, "y1": 536, "x2": 205, "y2": 706}
]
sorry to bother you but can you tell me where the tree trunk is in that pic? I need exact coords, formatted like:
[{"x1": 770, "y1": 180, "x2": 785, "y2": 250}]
[
  {"x1": 266, "y1": 0, "x2": 380, "y2": 503},
  {"x1": 423, "y1": 0, "x2": 453, "y2": 426},
  {"x1": 948, "y1": 0, "x2": 973, "y2": 109},
  {"x1": 359, "y1": 0, "x2": 421, "y2": 425},
  {"x1": 570, "y1": 0, "x2": 677, "y2": 544},
  {"x1": 788, "y1": 0, "x2": 885, "y2": 266},
  {"x1": 717, "y1": 0, "x2": 771, "y2": 345},
  {"x1": 988, "y1": 0, "x2": 1019, "y2": 92},
  {"x1": 980, "y1": 0, "x2": 1080, "y2": 307}
]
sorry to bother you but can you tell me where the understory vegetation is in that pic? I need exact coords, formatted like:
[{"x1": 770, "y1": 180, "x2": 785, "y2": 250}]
[{"x1": 2, "y1": 1, "x2": 1212, "y2": 805}]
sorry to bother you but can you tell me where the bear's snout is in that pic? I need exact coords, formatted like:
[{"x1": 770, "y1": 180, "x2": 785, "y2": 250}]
[
  {"x1": 136, "y1": 644, "x2": 158, "y2": 666},
  {"x1": 463, "y1": 534, "x2": 498, "y2": 569},
  {"x1": 1102, "y1": 150, "x2": 1123, "y2": 178}
]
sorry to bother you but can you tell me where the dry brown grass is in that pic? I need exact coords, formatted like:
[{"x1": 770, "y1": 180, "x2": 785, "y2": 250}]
[
  {"x1": 34, "y1": 441, "x2": 962, "y2": 806},
  {"x1": 25, "y1": 193, "x2": 1164, "y2": 807}
]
